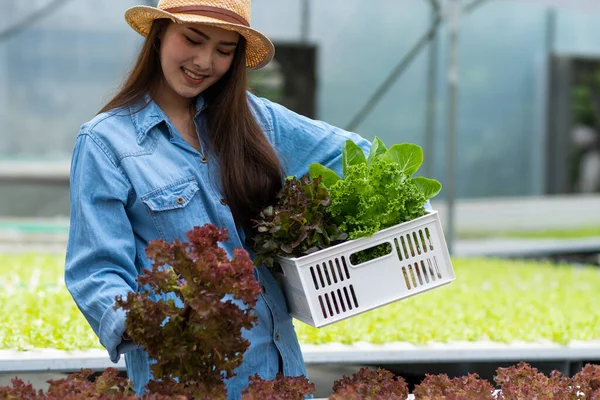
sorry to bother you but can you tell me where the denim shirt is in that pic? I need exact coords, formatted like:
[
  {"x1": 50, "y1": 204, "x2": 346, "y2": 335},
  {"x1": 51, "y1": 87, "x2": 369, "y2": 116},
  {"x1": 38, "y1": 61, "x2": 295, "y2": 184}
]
[{"x1": 65, "y1": 92, "x2": 371, "y2": 399}]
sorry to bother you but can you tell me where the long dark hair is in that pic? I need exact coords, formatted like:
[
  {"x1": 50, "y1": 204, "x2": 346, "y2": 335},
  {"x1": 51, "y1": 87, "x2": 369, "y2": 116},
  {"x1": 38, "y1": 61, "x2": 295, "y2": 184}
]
[{"x1": 100, "y1": 20, "x2": 284, "y2": 229}]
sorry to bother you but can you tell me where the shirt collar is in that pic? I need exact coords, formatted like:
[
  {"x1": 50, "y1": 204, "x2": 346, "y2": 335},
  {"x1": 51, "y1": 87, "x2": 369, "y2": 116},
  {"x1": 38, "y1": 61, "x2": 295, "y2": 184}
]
[{"x1": 130, "y1": 94, "x2": 207, "y2": 144}]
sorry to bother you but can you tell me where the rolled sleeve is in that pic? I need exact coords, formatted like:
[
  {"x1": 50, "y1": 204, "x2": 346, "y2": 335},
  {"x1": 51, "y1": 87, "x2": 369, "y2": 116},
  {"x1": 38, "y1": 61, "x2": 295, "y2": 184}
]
[
  {"x1": 251, "y1": 94, "x2": 371, "y2": 178},
  {"x1": 65, "y1": 132, "x2": 139, "y2": 363}
]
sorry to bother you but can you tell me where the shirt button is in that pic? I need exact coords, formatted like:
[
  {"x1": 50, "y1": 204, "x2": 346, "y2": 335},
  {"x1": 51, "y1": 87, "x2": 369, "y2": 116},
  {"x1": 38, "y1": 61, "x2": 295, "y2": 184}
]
[
  {"x1": 200, "y1": 156, "x2": 208, "y2": 163},
  {"x1": 176, "y1": 197, "x2": 185, "y2": 205},
  {"x1": 220, "y1": 198, "x2": 227, "y2": 206},
  {"x1": 275, "y1": 332, "x2": 280, "y2": 341}
]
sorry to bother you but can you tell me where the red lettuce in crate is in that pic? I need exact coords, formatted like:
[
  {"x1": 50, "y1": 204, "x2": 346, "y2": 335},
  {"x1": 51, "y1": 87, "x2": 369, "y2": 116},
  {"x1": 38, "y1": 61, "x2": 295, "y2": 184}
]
[
  {"x1": 241, "y1": 373, "x2": 315, "y2": 400},
  {"x1": 494, "y1": 362, "x2": 574, "y2": 399},
  {"x1": 115, "y1": 224, "x2": 262, "y2": 399},
  {"x1": 413, "y1": 373, "x2": 496, "y2": 400},
  {"x1": 328, "y1": 367, "x2": 409, "y2": 400},
  {"x1": 251, "y1": 174, "x2": 347, "y2": 267}
]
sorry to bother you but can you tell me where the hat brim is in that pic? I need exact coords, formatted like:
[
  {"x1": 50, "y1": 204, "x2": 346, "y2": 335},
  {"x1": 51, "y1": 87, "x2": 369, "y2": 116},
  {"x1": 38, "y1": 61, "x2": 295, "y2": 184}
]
[{"x1": 124, "y1": 6, "x2": 274, "y2": 70}]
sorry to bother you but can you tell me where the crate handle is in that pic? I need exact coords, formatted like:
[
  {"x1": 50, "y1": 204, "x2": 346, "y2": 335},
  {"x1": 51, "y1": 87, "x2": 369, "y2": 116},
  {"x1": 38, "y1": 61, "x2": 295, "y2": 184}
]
[{"x1": 348, "y1": 240, "x2": 395, "y2": 267}]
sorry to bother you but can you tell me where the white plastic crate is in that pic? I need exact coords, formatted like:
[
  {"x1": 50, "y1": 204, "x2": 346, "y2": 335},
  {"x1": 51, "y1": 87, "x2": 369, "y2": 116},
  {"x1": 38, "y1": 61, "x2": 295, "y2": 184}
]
[{"x1": 275, "y1": 211, "x2": 455, "y2": 328}]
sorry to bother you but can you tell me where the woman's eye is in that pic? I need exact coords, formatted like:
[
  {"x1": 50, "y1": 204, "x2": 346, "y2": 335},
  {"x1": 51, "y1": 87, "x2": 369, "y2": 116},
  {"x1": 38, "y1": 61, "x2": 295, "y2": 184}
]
[
  {"x1": 185, "y1": 36, "x2": 200, "y2": 45},
  {"x1": 217, "y1": 50, "x2": 233, "y2": 56}
]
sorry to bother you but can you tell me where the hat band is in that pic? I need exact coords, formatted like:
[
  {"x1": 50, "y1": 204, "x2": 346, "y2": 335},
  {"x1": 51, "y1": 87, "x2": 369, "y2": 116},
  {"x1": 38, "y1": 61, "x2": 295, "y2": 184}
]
[{"x1": 163, "y1": 6, "x2": 250, "y2": 27}]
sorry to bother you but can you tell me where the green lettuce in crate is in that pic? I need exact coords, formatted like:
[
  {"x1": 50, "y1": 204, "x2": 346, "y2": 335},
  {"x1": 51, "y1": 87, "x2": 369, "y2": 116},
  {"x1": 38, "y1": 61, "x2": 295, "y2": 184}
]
[
  {"x1": 251, "y1": 174, "x2": 348, "y2": 268},
  {"x1": 309, "y1": 137, "x2": 441, "y2": 265},
  {"x1": 309, "y1": 137, "x2": 442, "y2": 241}
]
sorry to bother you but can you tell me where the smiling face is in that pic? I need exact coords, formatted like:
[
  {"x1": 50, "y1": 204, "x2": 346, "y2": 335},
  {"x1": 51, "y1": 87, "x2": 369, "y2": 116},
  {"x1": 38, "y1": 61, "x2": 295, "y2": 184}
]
[{"x1": 158, "y1": 23, "x2": 240, "y2": 103}]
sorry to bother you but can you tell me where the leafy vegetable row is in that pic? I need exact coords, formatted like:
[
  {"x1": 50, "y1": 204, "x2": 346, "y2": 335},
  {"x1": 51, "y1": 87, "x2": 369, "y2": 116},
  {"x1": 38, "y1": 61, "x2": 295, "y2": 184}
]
[
  {"x1": 2, "y1": 227, "x2": 599, "y2": 399},
  {"x1": 2, "y1": 256, "x2": 600, "y2": 350}
]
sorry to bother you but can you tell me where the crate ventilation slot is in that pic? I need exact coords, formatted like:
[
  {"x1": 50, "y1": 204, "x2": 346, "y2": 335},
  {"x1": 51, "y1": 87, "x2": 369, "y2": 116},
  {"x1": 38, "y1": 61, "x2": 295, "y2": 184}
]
[
  {"x1": 309, "y1": 257, "x2": 350, "y2": 291},
  {"x1": 394, "y1": 227, "x2": 435, "y2": 261},
  {"x1": 318, "y1": 285, "x2": 359, "y2": 319},
  {"x1": 402, "y1": 257, "x2": 443, "y2": 290}
]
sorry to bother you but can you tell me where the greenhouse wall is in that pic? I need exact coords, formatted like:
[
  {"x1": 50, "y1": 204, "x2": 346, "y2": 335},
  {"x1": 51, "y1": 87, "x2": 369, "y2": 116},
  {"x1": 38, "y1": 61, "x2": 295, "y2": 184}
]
[{"x1": 2, "y1": 0, "x2": 600, "y2": 217}]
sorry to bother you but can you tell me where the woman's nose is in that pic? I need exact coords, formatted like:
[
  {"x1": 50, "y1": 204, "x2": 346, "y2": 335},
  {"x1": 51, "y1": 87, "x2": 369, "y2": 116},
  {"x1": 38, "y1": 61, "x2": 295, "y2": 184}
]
[{"x1": 192, "y1": 48, "x2": 212, "y2": 72}]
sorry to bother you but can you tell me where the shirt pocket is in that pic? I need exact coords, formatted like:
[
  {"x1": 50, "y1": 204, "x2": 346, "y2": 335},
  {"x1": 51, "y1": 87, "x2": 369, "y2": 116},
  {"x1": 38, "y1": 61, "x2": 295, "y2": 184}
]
[{"x1": 141, "y1": 176, "x2": 209, "y2": 243}]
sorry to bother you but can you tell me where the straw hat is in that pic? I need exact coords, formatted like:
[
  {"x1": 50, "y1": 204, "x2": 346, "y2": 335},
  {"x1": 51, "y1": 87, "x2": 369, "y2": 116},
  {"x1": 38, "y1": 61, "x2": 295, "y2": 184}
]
[{"x1": 125, "y1": 0, "x2": 274, "y2": 69}]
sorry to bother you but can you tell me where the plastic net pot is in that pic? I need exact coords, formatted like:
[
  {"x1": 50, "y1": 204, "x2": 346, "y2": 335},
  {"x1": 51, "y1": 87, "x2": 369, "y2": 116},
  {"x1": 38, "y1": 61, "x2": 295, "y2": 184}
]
[{"x1": 275, "y1": 211, "x2": 455, "y2": 328}]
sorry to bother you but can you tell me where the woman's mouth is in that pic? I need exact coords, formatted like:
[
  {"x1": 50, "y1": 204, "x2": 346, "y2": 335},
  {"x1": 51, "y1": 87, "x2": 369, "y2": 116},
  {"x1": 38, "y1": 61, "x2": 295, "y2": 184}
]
[{"x1": 182, "y1": 67, "x2": 206, "y2": 84}]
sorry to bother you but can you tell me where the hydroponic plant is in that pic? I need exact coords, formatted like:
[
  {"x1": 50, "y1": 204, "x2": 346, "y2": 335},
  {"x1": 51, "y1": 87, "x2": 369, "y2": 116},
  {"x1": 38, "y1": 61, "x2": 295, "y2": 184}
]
[
  {"x1": 251, "y1": 137, "x2": 442, "y2": 266},
  {"x1": 309, "y1": 137, "x2": 441, "y2": 240},
  {"x1": 328, "y1": 367, "x2": 409, "y2": 400},
  {"x1": 251, "y1": 174, "x2": 347, "y2": 267},
  {"x1": 4, "y1": 362, "x2": 600, "y2": 399},
  {"x1": 0, "y1": 225, "x2": 314, "y2": 399},
  {"x1": 412, "y1": 373, "x2": 496, "y2": 399}
]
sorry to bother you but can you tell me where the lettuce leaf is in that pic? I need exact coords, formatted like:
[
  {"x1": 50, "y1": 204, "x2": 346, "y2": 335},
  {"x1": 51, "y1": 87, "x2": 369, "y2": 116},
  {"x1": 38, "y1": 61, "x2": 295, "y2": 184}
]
[
  {"x1": 308, "y1": 163, "x2": 341, "y2": 189},
  {"x1": 328, "y1": 159, "x2": 427, "y2": 239},
  {"x1": 367, "y1": 137, "x2": 387, "y2": 166},
  {"x1": 380, "y1": 143, "x2": 423, "y2": 176},
  {"x1": 309, "y1": 137, "x2": 441, "y2": 240},
  {"x1": 251, "y1": 175, "x2": 347, "y2": 267},
  {"x1": 412, "y1": 176, "x2": 442, "y2": 200},
  {"x1": 342, "y1": 140, "x2": 367, "y2": 177}
]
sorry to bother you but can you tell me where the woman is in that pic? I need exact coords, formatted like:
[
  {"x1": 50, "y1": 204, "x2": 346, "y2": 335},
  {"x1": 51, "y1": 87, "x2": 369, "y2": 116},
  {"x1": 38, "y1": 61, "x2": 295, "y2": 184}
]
[{"x1": 65, "y1": 0, "x2": 370, "y2": 398}]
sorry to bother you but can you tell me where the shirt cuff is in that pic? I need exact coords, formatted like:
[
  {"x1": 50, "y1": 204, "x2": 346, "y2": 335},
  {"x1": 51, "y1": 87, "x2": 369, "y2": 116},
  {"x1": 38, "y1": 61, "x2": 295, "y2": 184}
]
[
  {"x1": 117, "y1": 339, "x2": 139, "y2": 357},
  {"x1": 99, "y1": 304, "x2": 130, "y2": 363}
]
